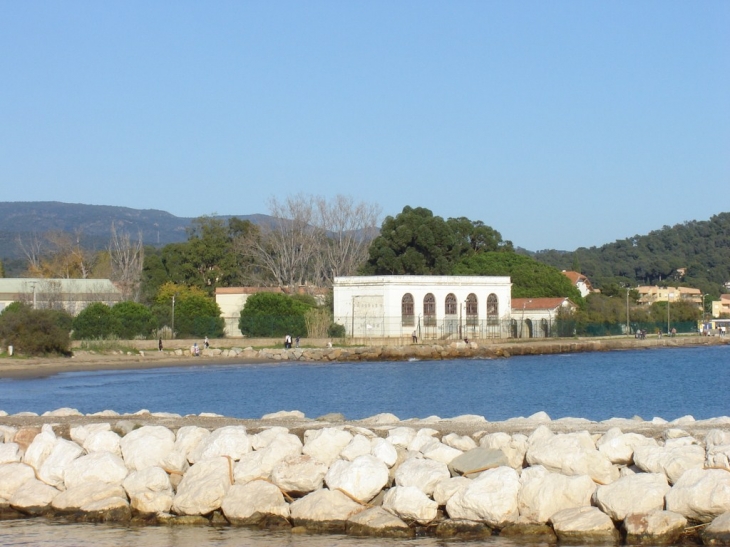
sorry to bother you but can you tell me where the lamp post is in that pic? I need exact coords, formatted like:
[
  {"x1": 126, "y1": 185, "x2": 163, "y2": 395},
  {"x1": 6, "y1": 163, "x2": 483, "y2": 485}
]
[
  {"x1": 30, "y1": 282, "x2": 37, "y2": 310},
  {"x1": 667, "y1": 292, "x2": 674, "y2": 335},
  {"x1": 171, "y1": 295, "x2": 176, "y2": 339},
  {"x1": 626, "y1": 287, "x2": 630, "y2": 336}
]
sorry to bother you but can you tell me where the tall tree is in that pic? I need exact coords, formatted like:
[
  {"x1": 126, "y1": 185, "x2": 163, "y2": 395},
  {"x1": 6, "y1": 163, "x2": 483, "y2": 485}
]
[{"x1": 109, "y1": 223, "x2": 144, "y2": 301}]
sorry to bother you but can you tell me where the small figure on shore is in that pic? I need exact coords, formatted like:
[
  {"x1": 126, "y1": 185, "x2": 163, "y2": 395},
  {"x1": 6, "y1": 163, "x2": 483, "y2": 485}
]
[
  {"x1": 295, "y1": 336, "x2": 300, "y2": 348},
  {"x1": 284, "y1": 334, "x2": 292, "y2": 349},
  {"x1": 158, "y1": 338, "x2": 163, "y2": 352},
  {"x1": 671, "y1": 327, "x2": 676, "y2": 337},
  {"x1": 327, "y1": 340, "x2": 333, "y2": 348},
  {"x1": 192, "y1": 343, "x2": 200, "y2": 356},
  {"x1": 204, "y1": 336, "x2": 209, "y2": 349},
  {"x1": 464, "y1": 337, "x2": 469, "y2": 344},
  {"x1": 412, "y1": 330, "x2": 417, "y2": 343}
]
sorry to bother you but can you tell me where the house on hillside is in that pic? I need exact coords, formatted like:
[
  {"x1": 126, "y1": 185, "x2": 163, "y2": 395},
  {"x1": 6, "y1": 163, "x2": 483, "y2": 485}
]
[
  {"x1": 0, "y1": 278, "x2": 122, "y2": 315},
  {"x1": 636, "y1": 286, "x2": 702, "y2": 309},
  {"x1": 333, "y1": 275, "x2": 512, "y2": 341},
  {"x1": 712, "y1": 294, "x2": 730, "y2": 318},
  {"x1": 561, "y1": 271, "x2": 594, "y2": 298},
  {"x1": 511, "y1": 297, "x2": 577, "y2": 339}
]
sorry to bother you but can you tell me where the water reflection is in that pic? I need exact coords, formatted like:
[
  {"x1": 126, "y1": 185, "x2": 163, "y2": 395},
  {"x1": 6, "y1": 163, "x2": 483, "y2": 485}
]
[{"x1": 0, "y1": 519, "x2": 549, "y2": 547}]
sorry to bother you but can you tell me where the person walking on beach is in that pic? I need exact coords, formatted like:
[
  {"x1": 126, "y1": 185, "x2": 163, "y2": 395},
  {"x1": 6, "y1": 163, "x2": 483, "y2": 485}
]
[
  {"x1": 204, "y1": 336, "x2": 209, "y2": 349},
  {"x1": 158, "y1": 338, "x2": 163, "y2": 352},
  {"x1": 412, "y1": 330, "x2": 417, "y2": 343}
]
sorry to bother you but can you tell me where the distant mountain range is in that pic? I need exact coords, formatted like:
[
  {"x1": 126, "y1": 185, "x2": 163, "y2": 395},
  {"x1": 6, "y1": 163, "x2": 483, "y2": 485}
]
[{"x1": 0, "y1": 201, "x2": 270, "y2": 260}]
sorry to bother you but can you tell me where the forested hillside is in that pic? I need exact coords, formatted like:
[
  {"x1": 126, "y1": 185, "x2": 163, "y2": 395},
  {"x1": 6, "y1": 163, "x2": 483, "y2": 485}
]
[{"x1": 532, "y1": 213, "x2": 730, "y2": 297}]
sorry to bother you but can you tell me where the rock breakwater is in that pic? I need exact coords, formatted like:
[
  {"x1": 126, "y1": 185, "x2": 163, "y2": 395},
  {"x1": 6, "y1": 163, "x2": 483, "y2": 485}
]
[{"x1": 1, "y1": 408, "x2": 730, "y2": 544}]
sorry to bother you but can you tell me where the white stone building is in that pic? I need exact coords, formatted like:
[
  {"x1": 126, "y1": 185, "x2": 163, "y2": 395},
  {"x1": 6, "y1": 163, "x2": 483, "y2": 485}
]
[
  {"x1": 333, "y1": 275, "x2": 512, "y2": 341},
  {"x1": 0, "y1": 278, "x2": 123, "y2": 315}
]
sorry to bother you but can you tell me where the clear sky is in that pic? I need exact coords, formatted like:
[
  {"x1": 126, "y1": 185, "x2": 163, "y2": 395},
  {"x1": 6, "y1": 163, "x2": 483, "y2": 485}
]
[{"x1": 1, "y1": 2, "x2": 728, "y2": 252}]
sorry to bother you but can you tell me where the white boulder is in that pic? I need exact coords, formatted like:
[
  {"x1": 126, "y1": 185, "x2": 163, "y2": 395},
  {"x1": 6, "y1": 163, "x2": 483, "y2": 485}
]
[
  {"x1": 433, "y1": 476, "x2": 472, "y2": 506},
  {"x1": 22, "y1": 425, "x2": 56, "y2": 471},
  {"x1": 387, "y1": 427, "x2": 417, "y2": 448},
  {"x1": 340, "y1": 434, "x2": 372, "y2": 461},
  {"x1": 0, "y1": 463, "x2": 36, "y2": 499},
  {"x1": 221, "y1": 480, "x2": 290, "y2": 524},
  {"x1": 445, "y1": 466, "x2": 520, "y2": 527},
  {"x1": 633, "y1": 444, "x2": 705, "y2": 484},
  {"x1": 302, "y1": 428, "x2": 353, "y2": 466},
  {"x1": 123, "y1": 466, "x2": 173, "y2": 514},
  {"x1": 624, "y1": 510, "x2": 688, "y2": 544},
  {"x1": 172, "y1": 457, "x2": 232, "y2": 515},
  {"x1": 394, "y1": 457, "x2": 450, "y2": 496},
  {"x1": 9, "y1": 478, "x2": 59, "y2": 513},
  {"x1": 665, "y1": 468, "x2": 730, "y2": 522},
  {"x1": 371, "y1": 438, "x2": 398, "y2": 467},
  {"x1": 442, "y1": 432, "x2": 477, "y2": 451},
  {"x1": 270, "y1": 454, "x2": 328, "y2": 494},
  {"x1": 83, "y1": 430, "x2": 122, "y2": 455},
  {"x1": 0, "y1": 443, "x2": 21, "y2": 464},
  {"x1": 596, "y1": 428, "x2": 658, "y2": 465},
  {"x1": 233, "y1": 433, "x2": 302, "y2": 484},
  {"x1": 120, "y1": 426, "x2": 175, "y2": 471},
  {"x1": 173, "y1": 426, "x2": 211, "y2": 461},
  {"x1": 517, "y1": 465, "x2": 596, "y2": 524},
  {"x1": 325, "y1": 455, "x2": 389, "y2": 502},
  {"x1": 37, "y1": 439, "x2": 84, "y2": 489},
  {"x1": 52, "y1": 480, "x2": 126, "y2": 512},
  {"x1": 290, "y1": 488, "x2": 365, "y2": 530},
  {"x1": 594, "y1": 472, "x2": 670, "y2": 521},
  {"x1": 479, "y1": 432, "x2": 528, "y2": 469},
  {"x1": 64, "y1": 451, "x2": 128, "y2": 489},
  {"x1": 382, "y1": 485, "x2": 438, "y2": 524},
  {"x1": 550, "y1": 506, "x2": 620, "y2": 543},
  {"x1": 188, "y1": 426, "x2": 250, "y2": 463}
]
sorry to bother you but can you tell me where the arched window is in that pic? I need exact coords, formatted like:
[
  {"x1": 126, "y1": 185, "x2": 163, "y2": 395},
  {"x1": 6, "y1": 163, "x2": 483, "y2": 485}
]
[
  {"x1": 445, "y1": 293, "x2": 457, "y2": 315},
  {"x1": 423, "y1": 293, "x2": 436, "y2": 326},
  {"x1": 487, "y1": 293, "x2": 499, "y2": 325},
  {"x1": 466, "y1": 293, "x2": 478, "y2": 325},
  {"x1": 401, "y1": 293, "x2": 414, "y2": 326}
]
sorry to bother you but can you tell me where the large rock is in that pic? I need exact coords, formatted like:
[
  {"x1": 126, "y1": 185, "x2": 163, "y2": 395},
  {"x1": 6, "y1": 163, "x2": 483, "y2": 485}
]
[
  {"x1": 382, "y1": 485, "x2": 438, "y2": 525},
  {"x1": 386, "y1": 427, "x2": 417, "y2": 448},
  {"x1": 325, "y1": 455, "x2": 389, "y2": 503},
  {"x1": 445, "y1": 466, "x2": 520, "y2": 528},
  {"x1": 52, "y1": 481, "x2": 126, "y2": 512},
  {"x1": 550, "y1": 506, "x2": 620, "y2": 543},
  {"x1": 449, "y1": 448, "x2": 510, "y2": 478},
  {"x1": 596, "y1": 428, "x2": 658, "y2": 465},
  {"x1": 526, "y1": 428, "x2": 619, "y2": 485},
  {"x1": 0, "y1": 463, "x2": 36, "y2": 499},
  {"x1": 79, "y1": 496, "x2": 131, "y2": 522},
  {"x1": 172, "y1": 457, "x2": 231, "y2": 516},
  {"x1": 250, "y1": 426, "x2": 289, "y2": 450},
  {"x1": 123, "y1": 466, "x2": 173, "y2": 514},
  {"x1": 407, "y1": 429, "x2": 440, "y2": 452},
  {"x1": 624, "y1": 510, "x2": 688, "y2": 545},
  {"x1": 479, "y1": 432, "x2": 528, "y2": 469},
  {"x1": 290, "y1": 488, "x2": 365, "y2": 532},
  {"x1": 233, "y1": 433, "x2": 302, "y2": 484},
  {"x1": 705, "y1": 430, "x2": 730, "y2": 470},
  {"x1": 518, "y1": 465, "x2": 596, "y2": 524},
  {"x1": 433, "y1": 476, "x2": 472, "y2": 505},
  {"x1": 346, "y1": 506, "x2": 414, "y2": 537},
  {"x1": 120, "y1": 426, "x2": 175, "y2": 471},
  {"x1": 0, "y1": 443, "x2": 21, "y2": 464},
  {"x1": 22, "y1": 425, "x2": 56, "y2": 471},
  {"x1": 188, "y1": 426, "x2": 250, "y2": 463},
  {"x1": 221, "y1": 480, "x2": 290, "y2": 525},
  {"x1": 70, "y1": 423, "x2": 111, "y2": 445},
  {"x1": 594, "y1": 473, "x2": 670, "y2": 521},
  {"x1": 394, "y1": 457, "x2": 450, "y2": 496},
  {"x1": 64, "y1": 451, "x2": 129, "y2": 490},
  {"x1": 371, "y1": 438, "x2": 398, "y2": 467},
  {"x1": 702, "y1": 511, "x2": 730, "y2": 546},
  {"x1": 421, "y1": 441, "x2": 463, "y2": 465},
  {"x1": 665, "y1": 468, "x2": 730, "y2": 522},
  {"x1": 37, "y1": 438, "x2": 84, "y2": 489},
  {"x1": 8, "y1": 478, "x2": 59, "y2": 515},
  {"x1": 302, "y1": 428, "x2": 353, "y2": 466},
  {"x1": 442, "y1": 432, "x2": 477, "y2": 452},
  {"x1": 271, "y1": 454, "x2": 328, "y2": 494},
  {"x1": 83, "y1": 430, "x2": 122, "y2": 455},
  {"x1": 340, "y1": 435, "x2": 373, "y2": 461},
  {"x1": 632, "y1": 444, "x2": 705, "y2": 484},
  {"x1": 173, "y1": 426, "x2": 211, "y2": 462}
]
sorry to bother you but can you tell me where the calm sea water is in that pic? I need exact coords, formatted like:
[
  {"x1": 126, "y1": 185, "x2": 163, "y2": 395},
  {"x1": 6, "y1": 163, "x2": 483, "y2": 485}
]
[
  {"x1": 0, "y1": 346, "x2": 729, "y2": 546},
  {"x1": 1, "y1": 345, "x2": 728, "y2": 422}
]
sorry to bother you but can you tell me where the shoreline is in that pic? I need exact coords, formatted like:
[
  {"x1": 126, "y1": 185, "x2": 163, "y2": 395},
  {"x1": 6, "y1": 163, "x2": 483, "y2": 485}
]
[{"x1": 1, "y1": 334, "x2": 728, "y2": 380}]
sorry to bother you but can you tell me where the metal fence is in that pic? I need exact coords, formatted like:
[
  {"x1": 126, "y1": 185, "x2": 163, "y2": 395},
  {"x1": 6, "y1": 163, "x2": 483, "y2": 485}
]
[{"x1": 333, "y1": 315, "x2": 700, "y2": 341}]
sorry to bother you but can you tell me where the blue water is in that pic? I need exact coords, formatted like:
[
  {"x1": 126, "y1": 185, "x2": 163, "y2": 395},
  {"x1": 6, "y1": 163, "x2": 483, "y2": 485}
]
[{"x1": 1, "y1": 345, "x2": 728, "y2": 421}]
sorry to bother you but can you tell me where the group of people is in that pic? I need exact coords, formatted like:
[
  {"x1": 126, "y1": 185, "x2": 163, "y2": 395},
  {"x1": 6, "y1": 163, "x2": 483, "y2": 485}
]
[
  {"x1": 283, "y1": 334, "x2": 300, "y2": 349},
  {"x1": 190, "y1": 337, "x2": 210, "y2": 356}
]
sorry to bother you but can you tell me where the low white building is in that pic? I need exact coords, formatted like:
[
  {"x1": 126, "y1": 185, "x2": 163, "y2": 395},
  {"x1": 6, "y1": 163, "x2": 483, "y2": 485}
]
[
  {"x1": 333, "y1": 275, "x2": 512, "y2": 341},
  {"x1": 0, "y1": 278, "x2": 123, "y2": 315},
  {"x1": 511, "y1": 297, "x2": 577, "y2": 338}
]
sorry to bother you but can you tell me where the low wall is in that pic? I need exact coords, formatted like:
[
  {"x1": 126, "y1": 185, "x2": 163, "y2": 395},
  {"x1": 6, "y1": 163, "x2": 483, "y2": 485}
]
[{"x1": 0, "y1": 408, "x2": 729, "y2": 543}]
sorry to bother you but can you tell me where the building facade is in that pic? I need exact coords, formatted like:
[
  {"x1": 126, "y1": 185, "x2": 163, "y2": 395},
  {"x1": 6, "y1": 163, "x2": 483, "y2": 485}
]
[
  {"x1": 333, "y1": 275, "x2": 512, "y2": 341},
  {"x1": 0, "y1": 278, "x2": 122, "y2": 315},
  {"x1": 636, "y1": 286, "x2": 702, "y2": 308}
]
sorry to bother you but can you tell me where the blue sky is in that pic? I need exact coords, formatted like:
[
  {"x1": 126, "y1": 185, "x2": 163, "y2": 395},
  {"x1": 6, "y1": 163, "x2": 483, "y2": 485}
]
[{"x1": 1, "y1": 2, "x2": 728, "y2": 251}]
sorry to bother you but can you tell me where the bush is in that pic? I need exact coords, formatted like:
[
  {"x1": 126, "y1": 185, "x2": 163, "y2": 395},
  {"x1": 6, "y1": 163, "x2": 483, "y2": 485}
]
[
  {"x1": 327, "y1": 322, "x2": 346, "y2": 338},
  {"x1": 111, "y1": 301, "x2": 156, "y2": 339},
  {"x1": 239, "y1": 293, "x2": 314, "y2": 338},
  {"x1": 0, "y1": 302, "x2": 72, "y2": 356},
  {"x1": 73, "y1": 302, "x2": 119, "y2": 340},
  {"x1": 173, "y1": 294, "x2": 225, "y2": 338}
]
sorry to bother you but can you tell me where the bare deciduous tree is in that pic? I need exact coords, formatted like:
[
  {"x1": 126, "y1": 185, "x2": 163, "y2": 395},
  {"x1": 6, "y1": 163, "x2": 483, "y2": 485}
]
[
  {"x1": 235, "y1": 194, "x2": 381, "y2": 288},
  {"x1": 315, "y1": 195, "x2": 381, "y2": 284},
  {"x1": 109, "y1": 223, "x2": 145, "y2": 301},
  {"x1": 17, "y1": 232, "x2": 44, "y2": 274}
]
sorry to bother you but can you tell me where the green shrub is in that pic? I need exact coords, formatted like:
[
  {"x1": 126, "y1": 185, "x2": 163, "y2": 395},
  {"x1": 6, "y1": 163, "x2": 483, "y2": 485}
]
[
  {"x1": 173, "y1": 294, "x2": 225, "y2": 338},
  {"x1": 239, "y1": 292, "x2": 314, "y2": 338},
  {"x1": 0, "y1": 302, "x2": 72, "y2": 356},
  {"x1": 111, "y1": 301, "x2": 155, "y2": 339},
  {"x1": 327, "y1": 322, "x2": 346, "y2": 338},
  {"x1": 72, "y1": 302, "x2": 119, "y2": 340}
]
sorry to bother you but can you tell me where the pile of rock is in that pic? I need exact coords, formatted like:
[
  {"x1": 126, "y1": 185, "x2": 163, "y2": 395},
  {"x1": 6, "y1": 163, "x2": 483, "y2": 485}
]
[{"x1": 1, "y1": 409, "x2": 729, "y2": 544}]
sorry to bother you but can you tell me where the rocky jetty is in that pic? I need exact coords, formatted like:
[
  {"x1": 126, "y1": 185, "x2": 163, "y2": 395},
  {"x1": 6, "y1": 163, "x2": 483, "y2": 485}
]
[{"x1": 1, "y1": 408, "x2": 729, "y2": 544}]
